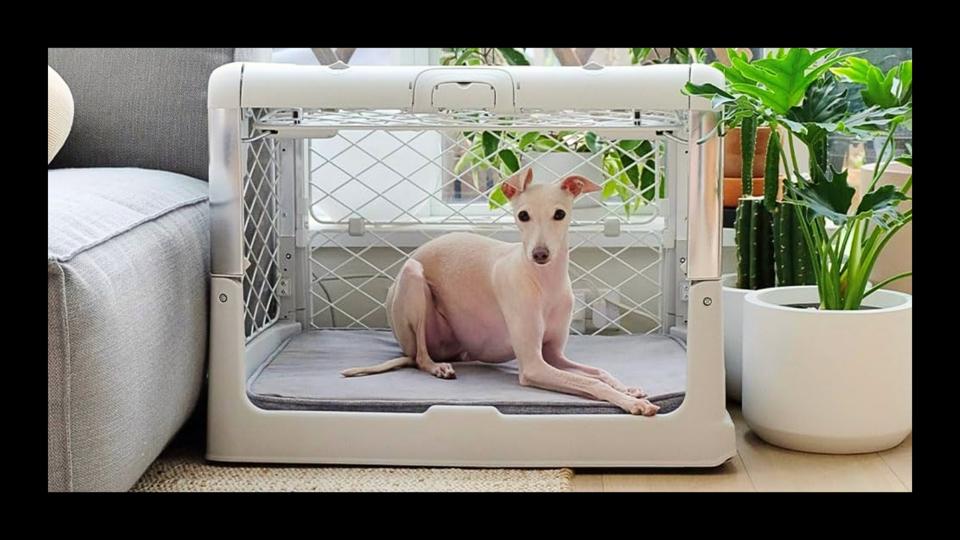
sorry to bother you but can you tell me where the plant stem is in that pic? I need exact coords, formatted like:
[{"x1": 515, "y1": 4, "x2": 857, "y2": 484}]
[
  {"x1": 863, "y1": 271, "x2": 912, "y2": 298},
  {"x1": 901, "y1": 174, "x2": 912, "y2": 195},
  {"x1": 787, "y1": 131, "x2": 803, "y2": 182},
  {"x1": 866, "y1": 128, "x2": 896, "y2": 194}
]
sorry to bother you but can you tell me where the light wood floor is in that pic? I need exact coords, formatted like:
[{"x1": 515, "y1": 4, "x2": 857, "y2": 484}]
[{"x1": 571, "y1": 403, "x2": 912, "y2": 492}]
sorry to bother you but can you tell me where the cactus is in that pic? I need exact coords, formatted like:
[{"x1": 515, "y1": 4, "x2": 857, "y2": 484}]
[
  {"x1": 732, "y1": 121, "x2": 813, "y2": 290},
  {"x1": 740, "y1": 115, "x2": 757, "y2": 194},
  {"x1": 734, "y1": 196, "x2": 775, "y2": 289},
  {"x1": 763, "y1": 130, "x2": 780, "y2": 211},
  {"x1": 772, "y1": 203, "x2": 816, "y2": 286}
]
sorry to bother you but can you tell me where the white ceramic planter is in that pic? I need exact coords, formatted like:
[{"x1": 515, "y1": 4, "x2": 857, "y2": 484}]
[
  {"x1": 721, "y1": 273, "x2": 748, "y2": 402},
  {"x1": 523, "y1": 151, "x2": 604, "y2": 208},
  {"x1": 742, "y1": 286, "x2": 912, "y2": 454}
]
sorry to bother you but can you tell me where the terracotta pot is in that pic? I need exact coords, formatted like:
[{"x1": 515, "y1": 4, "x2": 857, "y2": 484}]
[
  {"x1": 723, "y1": 177, "x2": 763, "y2": 208},
  {"x1": 724, "y1": 126, "x2": 771, "y2": 178},
  {"x1": 722, "y1": 174, "x2": 785, "y2": 209}
]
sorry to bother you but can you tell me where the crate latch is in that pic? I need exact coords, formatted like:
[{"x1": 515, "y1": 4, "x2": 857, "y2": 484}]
[{"x1": 348, "y1": 217, "x2": 366, "y2": 236}]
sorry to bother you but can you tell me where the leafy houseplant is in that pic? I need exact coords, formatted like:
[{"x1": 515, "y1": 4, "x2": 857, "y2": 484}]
[
  {"x1": 684, "y1": 48, "x2": 851, "y2": 290},
  {"x1": 791, "y1": 57, "x2": 912, "y2": 310},
  {"x1": 441, "y1": 48, "x2": 658, "y2": 216},
  {"x1": 682, "y1": 48, "x2": 876, "y2": 402},
  {"x1": 689, "y1": 49, "x2": 913, "y2": 453},
  {"x1": 691, "y1": 49, "x2": 912, "y2": 307}
]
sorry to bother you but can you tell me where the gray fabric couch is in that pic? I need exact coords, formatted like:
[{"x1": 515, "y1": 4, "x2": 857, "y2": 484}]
[{"x1": 47, "y1": 48, "x2": 271, "y2": 491}]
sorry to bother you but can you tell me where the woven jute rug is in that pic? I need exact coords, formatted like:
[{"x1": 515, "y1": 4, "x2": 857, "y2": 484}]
[{"x1": 131, "y1": 445, "x2": 574, "y2": 492}]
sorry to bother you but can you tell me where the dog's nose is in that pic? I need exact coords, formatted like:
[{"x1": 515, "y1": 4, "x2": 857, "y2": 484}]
[{"x1": 532, "y1": 246, "x2": 550, "y2": 264}]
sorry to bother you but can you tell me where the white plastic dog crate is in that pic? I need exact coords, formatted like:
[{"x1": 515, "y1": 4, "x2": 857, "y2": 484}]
[{"x1": 207, "y1": 62, "x2": 735, "y2": 467}]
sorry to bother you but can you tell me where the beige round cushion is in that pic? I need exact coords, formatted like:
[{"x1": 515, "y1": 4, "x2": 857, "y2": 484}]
[{"x1": 48, "y1": 65, "x2": 74, "y2": 164}]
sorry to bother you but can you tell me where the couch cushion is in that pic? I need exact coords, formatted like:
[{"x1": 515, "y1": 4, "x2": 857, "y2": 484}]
[
  {"x1": 48, "y1": 168, "x2": 209, "y2": 263},
  {"x1": 48, "y1": 168, "x2": 210, "y2": 491},
  {"x1": 47, "y1": 48, "x2": 271, "y2": 181}
]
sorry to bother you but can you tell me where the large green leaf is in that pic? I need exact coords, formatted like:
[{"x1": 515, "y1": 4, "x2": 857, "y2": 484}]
[
  {"x1": 787, "y1": 104, "x2": 910, "y2": 143},
  {"x1": 791, "y1": 163, "x2": 855, "y2": 225},
  {"x1": 726, "y1": 48, "x2": 855, "y2": 114},
  {"x1": 856, "y1": 184, "x2": 910, "y2": 226},
  {"x1": 712, "y1": 51, "x2": 754, "y2": 86},
  {"x1": 836, "y1": 104, "x2": 911, "y2": 138},
  {"x1": 787, "y1": 75, "x2": 848, "y2": 124},
  {"x1": 831, "y1": 58, "x2": 912, "y2": 108},
  {"x1": 496, "y1": 48, "x2": 530, "y2": 66}
]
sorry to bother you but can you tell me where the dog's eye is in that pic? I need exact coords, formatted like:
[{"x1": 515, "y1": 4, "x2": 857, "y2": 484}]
[
  {"x1": 553, "y1": 209, "x2": 566, "y2": 221},
  {"x1": 518, "y1": 211, "x2": 530, "y2": 222}
]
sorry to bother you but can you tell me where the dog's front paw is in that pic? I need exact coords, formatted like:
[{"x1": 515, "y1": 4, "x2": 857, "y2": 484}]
[
  {"x1": 625, "y1": 387, "x2": 648, "y2": 399},
  {"x1": 627, "y1": 398, "x2": 660, "y2": 416},
  {"x1": 430, "y1": 363, "x2": 457, "y2": 379}
]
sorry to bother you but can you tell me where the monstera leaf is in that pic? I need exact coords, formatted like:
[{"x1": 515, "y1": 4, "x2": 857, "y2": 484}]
[
  {"x1": 856, "y1": 185, "x2": 910, "y2": 227},
  {"x1": 790, "y1": 163, "x2": 856, "y2": 226},
  {"x1": 784, "y1": 103, "x2": 910, "y2": 141},
  {"x1": 712, "y1": 49, "x2": 755, "y2": 86},
  {"x1": 835, "y1": 105, "x2": 911, "y2": 138},
  {"x1": 831, "y1": 58, "x2": 912, "y2": 109},
  {"x1": 788, "y1": 75, "x2": 848, "y2": 124},
  {"x1": 726, "y1": 48, "x2": 857, "y2": 114}
]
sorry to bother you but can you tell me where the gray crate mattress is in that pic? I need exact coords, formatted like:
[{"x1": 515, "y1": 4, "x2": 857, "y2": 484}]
[{"x1": 247, "y1": 329, "x2": 688, "y2": 415}]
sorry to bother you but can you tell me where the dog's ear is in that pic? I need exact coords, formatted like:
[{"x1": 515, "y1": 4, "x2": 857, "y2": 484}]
[
  {"x1": 560, "y1": 175, "x2": 602, "y2": 198},
  {"x1": 500, "y1": 168, "x2": 534, "y2": 200}
]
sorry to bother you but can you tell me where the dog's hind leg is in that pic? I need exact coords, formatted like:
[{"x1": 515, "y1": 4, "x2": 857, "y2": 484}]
[{"x1": 388, "y1": 259, "x2": 456, "y2": 379}]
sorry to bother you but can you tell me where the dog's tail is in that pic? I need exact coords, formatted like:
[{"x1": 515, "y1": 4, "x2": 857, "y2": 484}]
[{"x1": 340, "y1": 356, "x2": 415, "y2": 377}]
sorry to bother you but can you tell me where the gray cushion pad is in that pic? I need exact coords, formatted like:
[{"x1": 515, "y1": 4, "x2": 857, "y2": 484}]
[{"x1": 248, "y1": 330, "x2": 687, "y2": 414}]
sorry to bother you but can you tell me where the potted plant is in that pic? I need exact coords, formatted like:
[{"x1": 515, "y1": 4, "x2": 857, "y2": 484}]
[
  {"x1": 695, "y1": 50, "x2": 913, "y2": 453},
  {"x1": 684, "y1": 48, "x2": 846, "y2": 400}
]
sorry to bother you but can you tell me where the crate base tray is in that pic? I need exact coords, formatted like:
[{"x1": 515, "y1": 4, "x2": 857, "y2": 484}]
[{"x1": 248, "y1": 329, "x2": 687, "y2": 415}]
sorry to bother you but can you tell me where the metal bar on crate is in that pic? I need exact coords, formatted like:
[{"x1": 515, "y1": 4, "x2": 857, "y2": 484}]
[{"x1": 241, "y1": 130, "x2": 278, "y2": 144}]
